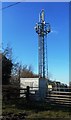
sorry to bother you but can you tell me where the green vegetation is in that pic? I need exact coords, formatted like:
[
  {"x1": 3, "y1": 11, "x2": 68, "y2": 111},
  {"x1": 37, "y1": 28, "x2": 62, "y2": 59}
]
[
  {"x1": 2, "y1": 47, "x2": 13, "y2": 85},
  {"x1": 2, "y1": 98, "x2": 71, "y2": 119}
]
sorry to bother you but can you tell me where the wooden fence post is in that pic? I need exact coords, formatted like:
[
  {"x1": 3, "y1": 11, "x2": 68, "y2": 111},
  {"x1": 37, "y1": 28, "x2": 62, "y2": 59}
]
[{"x1": 26, "y1": 86, "x2": 30, "y2": 101}]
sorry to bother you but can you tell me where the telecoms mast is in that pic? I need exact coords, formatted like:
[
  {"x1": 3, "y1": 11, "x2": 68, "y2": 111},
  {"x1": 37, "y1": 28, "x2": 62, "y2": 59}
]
[{"x1": 35, "y1": 10, "x2": 51, "y2": 78}]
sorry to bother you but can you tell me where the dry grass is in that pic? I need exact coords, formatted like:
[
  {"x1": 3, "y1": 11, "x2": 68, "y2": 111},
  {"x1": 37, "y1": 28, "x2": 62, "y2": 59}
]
[{"x1": 2, "y1": 98, "x2": 71, "y2": 119}]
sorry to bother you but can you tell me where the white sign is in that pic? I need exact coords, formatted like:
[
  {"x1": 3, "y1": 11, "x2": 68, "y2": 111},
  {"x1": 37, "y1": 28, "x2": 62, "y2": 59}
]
[{"x1": 20, "y1": 78, "x2": 39, "y2": 90}]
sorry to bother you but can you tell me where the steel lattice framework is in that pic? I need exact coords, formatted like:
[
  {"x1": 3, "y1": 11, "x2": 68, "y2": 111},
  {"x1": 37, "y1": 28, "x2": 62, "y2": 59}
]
[{"x1": 35, "y1": 10, "x2": 51, "y2": 78}]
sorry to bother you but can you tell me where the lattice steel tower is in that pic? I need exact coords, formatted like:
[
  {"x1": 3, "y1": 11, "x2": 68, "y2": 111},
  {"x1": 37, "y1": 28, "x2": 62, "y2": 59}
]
[{"x1": 35, "y1": 10, "x2": 51, "y2": 78}]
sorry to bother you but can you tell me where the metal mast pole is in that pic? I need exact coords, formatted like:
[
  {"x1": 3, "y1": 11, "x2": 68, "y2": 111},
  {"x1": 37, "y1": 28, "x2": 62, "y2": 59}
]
[{"x1": 35, "y1": 10, "x2": 51, "y2": 79}]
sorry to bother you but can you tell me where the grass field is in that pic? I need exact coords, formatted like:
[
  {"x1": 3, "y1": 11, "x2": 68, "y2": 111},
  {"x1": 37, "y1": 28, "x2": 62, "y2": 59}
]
[{"x1": 2, "y1": 98, "x2": 71, "y2": 119}]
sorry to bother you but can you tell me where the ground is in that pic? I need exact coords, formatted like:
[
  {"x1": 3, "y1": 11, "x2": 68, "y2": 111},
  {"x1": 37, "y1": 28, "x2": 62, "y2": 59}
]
[{"x1": 2, "y1": 98, "x2": 71, "y2": 120}]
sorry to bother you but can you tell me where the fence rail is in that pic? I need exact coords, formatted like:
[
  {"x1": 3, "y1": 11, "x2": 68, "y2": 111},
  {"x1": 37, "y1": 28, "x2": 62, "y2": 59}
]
[
  {"x1": 46, "y1": 89, "x2": 71, "y2": 107},
  {"x1": 2, "y1": 85, "x2": 71, "y2": 107}
]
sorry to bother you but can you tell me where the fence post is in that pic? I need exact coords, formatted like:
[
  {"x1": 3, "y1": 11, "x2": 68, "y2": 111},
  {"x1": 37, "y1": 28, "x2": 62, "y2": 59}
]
[{"x1": 26, "y1": 86, "x2": 30, "y2": 101}]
